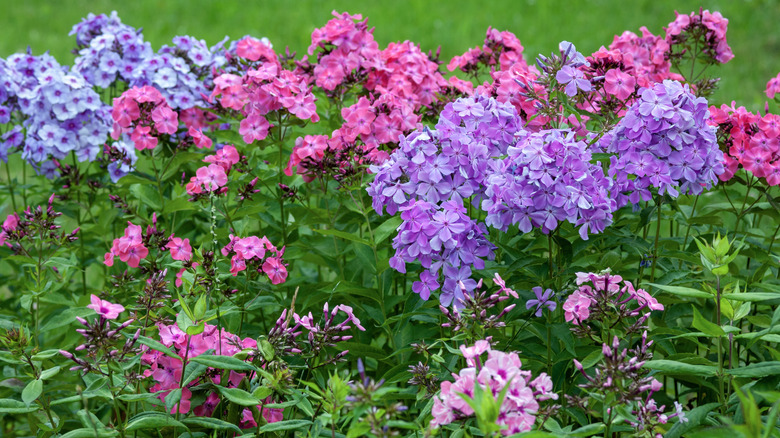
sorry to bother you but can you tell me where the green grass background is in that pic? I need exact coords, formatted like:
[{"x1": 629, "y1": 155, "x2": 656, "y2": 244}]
[{"x1": 1, "y1": 0, "x2": 778, "y2": 111}]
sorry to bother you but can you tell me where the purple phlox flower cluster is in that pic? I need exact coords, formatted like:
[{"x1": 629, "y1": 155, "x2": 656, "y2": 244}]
[
  {"x1": 293, "y1": 302, "x2": 366, "y2": 357},
  {"x1": 390, "y1": 199, "x2": 495, "y2": 307},
  {"x1": 482, "y1": 128, "x2": 615, "y2": 240},
  {"x1": 571, "y1": 332, "x2": 687, "y2": 435},
  {"x1": 368, "y1": 95, "x2": 523, "y2": 216},
  {"x1": 600, "y1": 79, "x2": 724, "y2": 207},
  {"x1": 526, "y1": 286, "x2": 556, "y2": 317},
  {"x1": 1, "y1": 52, "x2": 111, "y2": 174},
  {"x1": 431, "y1": 340, "x2": 557, "y2": 436},
  {"x1": 369, "y1": 95, "x2": 522, "y2": 307},
  {"x1": 439, "y1": 275, "x2": 518, "y2": 331},
  {"x1": 71, "y1": 11, "x2": 154, "y2": 89},
  {"x1": 563, "y1": 270, "x2": 664, "y2": 339}
]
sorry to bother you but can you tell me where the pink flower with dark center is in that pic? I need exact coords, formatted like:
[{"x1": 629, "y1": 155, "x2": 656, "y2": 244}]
[
  {"x1": 166, "y1": 237, "x2": 192, "y2": 262},
  {"x1": 87, "y1": 294, "x2": 125, "y2": 320}
]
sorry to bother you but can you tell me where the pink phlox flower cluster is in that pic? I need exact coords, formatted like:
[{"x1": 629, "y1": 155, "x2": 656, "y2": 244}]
[
  {"x1": 141, "y1": 322, "x2": 281, "y2": 425},
  {"x1": 366, "y1": 40, "x2": 448, "y2": 109},
  {"x1": 221, "y1": 234, "x2": 287, "y2": 284},
  {"x1": 0, "y1": 213, "x2": 18, "y2": 247},
  {"x1": 286, "y1": 93, "x2": 418, "y2": 182},
  {"x1": 477, "y1": 61, "x2": 548, "y2": 131},
  {"x1": 185, "y1": 145, "x2": 241, "y2": 197},
  {"x1": 709, "y1": 102, "x2": 780, "y2": 185},
  {"x1": 448, "y1": 27, "x2": 527, "y2": 74},
  {"x1": 210, "y1": 40, "x2": 319, "y2": 145},
  {"x1": 431, "y1": 341, "x2": 556, "y2": 435},
  {"x1": 665, "y1": 9, "x2": 733, "y2": 64},
  {"x1": 104, "y1": 221, "x2": 148, "y2": 268},
  {"x1": 609, "y1": 26, "x2": 682, "y2": 89},
  {"x1": 563, "y1": 271, "x2": 664, "y2": 327},
  {"x1": 87, "y1": 294, "x2": 125, "y2": 320},
  {"x1": 111, "y1": 85, "x2": 179, "y2": 150},
  {"x1": 307, "y1": 11, "x2": 380, "y2": 91}
]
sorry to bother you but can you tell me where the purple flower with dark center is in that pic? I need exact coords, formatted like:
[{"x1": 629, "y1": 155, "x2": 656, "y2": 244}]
[
  {"x1": 526, "y1": 287, "x2": 556, "y2": 317},
  {"x1": 556, "y1": 65, "x2": 592, "y2": 97}
]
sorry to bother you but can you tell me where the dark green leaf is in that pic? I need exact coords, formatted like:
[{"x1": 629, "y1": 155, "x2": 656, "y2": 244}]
[{"x1": 257, "y1": 419, "x2": 312, "y2": 433}]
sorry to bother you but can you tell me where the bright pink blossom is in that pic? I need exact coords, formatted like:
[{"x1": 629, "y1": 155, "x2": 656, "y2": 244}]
[{"x1": 87, "y1": 294, "x2": 125, "y2": 320}]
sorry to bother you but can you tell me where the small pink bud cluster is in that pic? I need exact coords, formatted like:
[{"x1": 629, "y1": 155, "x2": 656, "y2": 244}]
[
  {"x1": 221, "y1": 234, "x2": 287, "y2": 283},
  {"x1": 293, "y1": 302, "x2": 365, "y2": 355},
  {"x1": 448, "y1": 26, "x2": 527, "y2": 74},
  {"x1": 431, "y1": 340, "x2": 557, "y2": 435},
  {"x1": 665, "y1": 9, "x2": 733, "y2": 64},
  {"x1": 104, "y1": 222, "x2": 148, "y2": 268},
  {"x1": 185, "y1": 145, "x2": 241, "y2": 197},
  {"x1": 111, "y1": 85, "x2": 179, "y2": 150},
  {"x1": 563, "y1": 271, "x2": 663, "y2": 335}
]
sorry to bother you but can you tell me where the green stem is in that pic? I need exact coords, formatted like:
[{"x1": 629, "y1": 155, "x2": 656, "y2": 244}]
[
  {"x1": 650, "y1": 198, "x2": 663, "y2": 285},
  {"x1": 4, "y1": 160, "x2": 17, "y2": 212}
]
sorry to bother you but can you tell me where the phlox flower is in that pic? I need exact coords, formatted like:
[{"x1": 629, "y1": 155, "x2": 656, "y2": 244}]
[
  {"x1": 166, "y1": 237, "x2": 192, "y2": 261},
  {"x1": 87, "y1": 294, "x2": 125, "y2": 320}
]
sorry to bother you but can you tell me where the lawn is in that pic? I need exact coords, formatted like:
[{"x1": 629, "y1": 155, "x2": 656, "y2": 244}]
[{"x1": 1, "y1": 0, "x2": 778, "y2": 110}]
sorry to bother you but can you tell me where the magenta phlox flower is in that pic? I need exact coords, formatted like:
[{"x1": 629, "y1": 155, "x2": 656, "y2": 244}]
[{"x1": 87, "y1": 294, "x2": 125, "y2": 320}]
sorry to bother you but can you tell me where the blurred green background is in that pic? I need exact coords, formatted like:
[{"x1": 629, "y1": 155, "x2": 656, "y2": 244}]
[{"x1": 1, "y1": 0, "x2": 778, "y2": 110}]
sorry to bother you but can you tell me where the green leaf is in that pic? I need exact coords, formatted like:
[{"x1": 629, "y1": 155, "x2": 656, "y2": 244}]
[
  {"x1": 643, "y1": 360, "x2": 717, "y2": 376},
  {"x1": 135, "y1": 336, "x2": 181, "y2": 360},
  {"x1": 40, "y1": 366, "x2": 60, "y2": 380},
  {"x1": 22, "y1": 379, "x2": 42, "y2": 406},
  {"x1": 312, "y1": 228, "x2": 371, "y2": 246},
  {"x1": 189, "y1": 355, "x2": 256, "y2": 372},
  {"x1": 181, "y1": 417, "x2": 242, "y2": 434},
  {"x1": 216, "y1": 386, "x2": 259, "y2": 406},
  {"x1": 0, "y1": 398, "x2": 39, "y2": 413},
  {"x1": 126, "y1": 413, "x2": 186, "y2": 431},
  {"x1": 257, "y1": 419, "x2": 312, "y2": 433},
  {"x1": 722, "y1": 292, "x2": 780, "y2": 302},
  {"x1": 374, "y1": 216, "x2": 402, "y2": 244},
  {"x1": 567, "y1": 423, "x2": 606, "y2": 437},
  {"x1": 692, "y1": 307, "x2": 725, "y2": 337},
  {"x1": 647, "y1": 283, "x2": 711, "y2": 299},
  {"x1": 726, "y1": 361, "x2": 780, "y2": 378},
  {"x1": 59, "y1": 429, "x2": 118, "y2": 438}
]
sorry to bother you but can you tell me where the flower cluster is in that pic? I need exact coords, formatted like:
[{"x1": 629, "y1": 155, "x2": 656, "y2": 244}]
[
  {"x1": 71, "y1": 12, "x2": 153, "y2": 88},
  {"x1": 563, "y1": 270, "x2": 663, "y2": 338},
  {"x1": 294, "y1": 302, "x2": 366, "y2": 356},
  {"x1": 111, "y1": 85, "x2": 179, "y2": 150},
  {"x1": 439, "y1": 275, "x2": 518, "y2": 333},
  {"x1": 141, "y1": 321, "x2": 281, "y2": 426},
  {"x1": 601, "y1": 80, "x2": 724, "y2": 206},
  {"x1": 185, "y1": 145, "x2": 242, "y2": 198},
  {"x1": 0, "y1": 52, "x2": 111, "y2": 174},
  {"x1": 306, "y1": 11, "x2": 379, "y2": 92},
  {"x1": 60, "y1": 296, "x2": 139, "y2": 377},
  {"x1": 0, "y1": 194, "x2": 79, "y2": 251},
  {"x1": 104, "y1": 222, "x2": 148, "y2": 268},
  {"x1": 571, "y1": 333, "x2": 687, "y2": 435},
  {"x1": 220, "y1": 234, "x2": 287, "y2": 283},
  {"x1": 665, "y1": 9, "x2": 734, "y2": 65},
  {"x1": 483, "y1": 128, "x2": 615, "y2": 239},
  {"x1": 448, "y1": 27, "x2": 527, "y2": 74},
  {"x1": 210, "y1": 40, "x2": 319, "y2": 145},
  {"x1": 608, "y1": 26, "x2": 681, "y2": 89},
  {"x1": 709, "y1": 102, "x2": 780, "y2": 185},
  {"x1": 431, "y1": 340, "x2": 556, "y2": 435}
]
